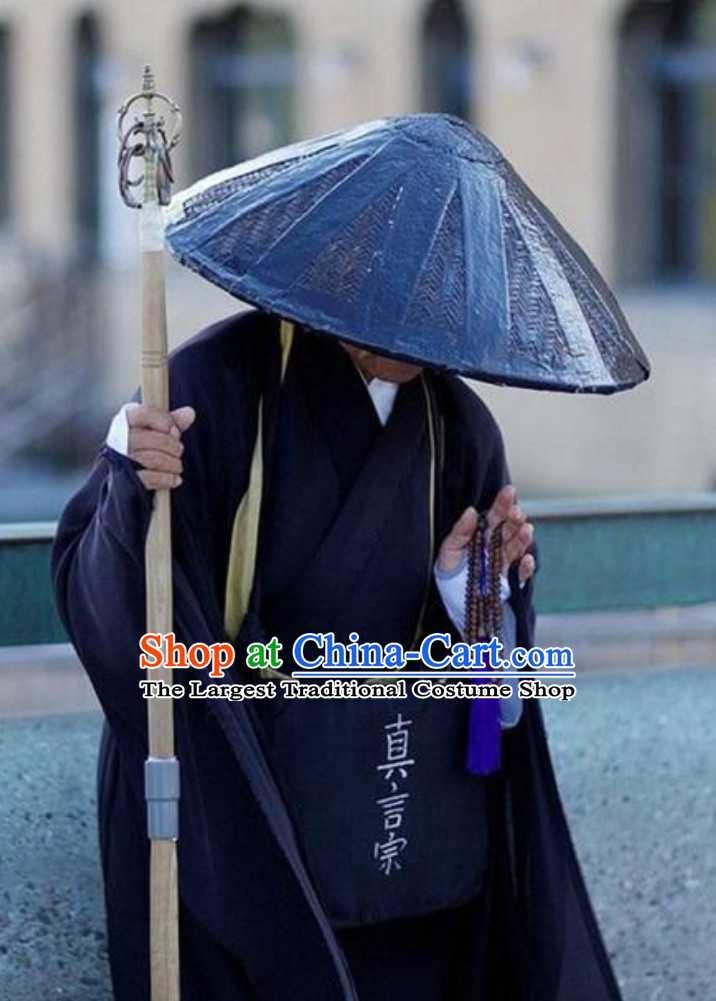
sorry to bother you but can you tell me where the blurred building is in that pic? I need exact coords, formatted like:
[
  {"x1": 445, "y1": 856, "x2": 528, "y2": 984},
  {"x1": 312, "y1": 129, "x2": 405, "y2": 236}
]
[{"x1": 0, "y1": 0, "x2": 714, "y2": 494}]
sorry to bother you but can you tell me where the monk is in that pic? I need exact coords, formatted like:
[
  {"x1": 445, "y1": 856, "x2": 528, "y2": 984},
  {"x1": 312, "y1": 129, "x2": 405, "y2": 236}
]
[{"x1": 52, "y1": 309, "x2": 622, "y2": 1001}]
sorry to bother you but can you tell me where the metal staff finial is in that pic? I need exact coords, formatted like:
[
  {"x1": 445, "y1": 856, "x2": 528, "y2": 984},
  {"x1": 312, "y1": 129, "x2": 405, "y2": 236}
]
[{"x1": 117, "y1": 64, "x2": 182, "y2": 209}]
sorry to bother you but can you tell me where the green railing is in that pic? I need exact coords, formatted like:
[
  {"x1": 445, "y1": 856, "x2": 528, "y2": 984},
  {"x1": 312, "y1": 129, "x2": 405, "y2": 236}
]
[
  {"x1": 2, "y1": 494, "x2": 716, "y2": 647},
  {"x1": 0, "y1": 523, "x2": 66, "y2": 646},
  {"x1": 525, "y1": 493, "x2": 716, "y2": 613}
]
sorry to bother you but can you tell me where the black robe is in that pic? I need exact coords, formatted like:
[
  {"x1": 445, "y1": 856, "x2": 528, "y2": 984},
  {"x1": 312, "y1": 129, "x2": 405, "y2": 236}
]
[{"x1": 51, "y1": 310, "x2": 623, "y2": 1001}]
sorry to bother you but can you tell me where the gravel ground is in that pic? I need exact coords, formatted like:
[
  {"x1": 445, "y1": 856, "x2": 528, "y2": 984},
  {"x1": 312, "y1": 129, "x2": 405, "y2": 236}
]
[
  {"x1": 0, "y1": 667, "x2": 713, "y2": 1000},
  {"x1": 0, "y1": 714, "x2": 109, "y2": 999},
  {"x1": 543, "y1": 665, "x2": 715, "y2": 1001}
]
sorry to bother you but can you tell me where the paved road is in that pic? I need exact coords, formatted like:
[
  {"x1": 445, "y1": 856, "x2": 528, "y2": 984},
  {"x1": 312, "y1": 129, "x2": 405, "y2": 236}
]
[
  {"x1": 545, "y1": 665, "x2": 715, "y2": 1001},
  {"x1": 0, "y1": 666, "x2": 713, "y2": 999}
]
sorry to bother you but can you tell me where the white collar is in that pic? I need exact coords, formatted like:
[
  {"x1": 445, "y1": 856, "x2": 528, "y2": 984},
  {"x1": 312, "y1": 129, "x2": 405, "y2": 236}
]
[{"x1": 366, "y1": 378, "x2": 399, "y2": 426}]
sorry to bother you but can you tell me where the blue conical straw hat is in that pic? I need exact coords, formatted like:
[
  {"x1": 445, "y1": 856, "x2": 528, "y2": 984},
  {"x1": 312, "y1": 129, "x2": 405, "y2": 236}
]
[{"x1": 166, "y1": 114, "x2": 649, "y2": 394}]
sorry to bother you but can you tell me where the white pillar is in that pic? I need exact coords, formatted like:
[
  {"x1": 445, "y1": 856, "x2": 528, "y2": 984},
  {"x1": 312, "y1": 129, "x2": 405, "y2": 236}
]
[
  {"x1": 297, "y1": 0, "x2": 422, "y2": 138},
  {"x1": 479, "y1": 0, "x2": 618, "y2": 278},
  {"x1": 13, "y1": 8, "x2": 74, "y2": 255}
]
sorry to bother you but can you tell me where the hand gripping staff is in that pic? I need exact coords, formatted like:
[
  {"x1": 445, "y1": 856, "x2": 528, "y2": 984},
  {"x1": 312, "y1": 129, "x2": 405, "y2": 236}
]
[{"x1": 117, "y1": 67, "x2": 183, "y2": 1001}]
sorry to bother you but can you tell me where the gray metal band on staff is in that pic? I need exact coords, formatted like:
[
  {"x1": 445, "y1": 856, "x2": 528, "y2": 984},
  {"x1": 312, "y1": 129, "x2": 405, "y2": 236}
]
[{"x1": 144, "y1": 756, "x2": 180, "y2": 840}]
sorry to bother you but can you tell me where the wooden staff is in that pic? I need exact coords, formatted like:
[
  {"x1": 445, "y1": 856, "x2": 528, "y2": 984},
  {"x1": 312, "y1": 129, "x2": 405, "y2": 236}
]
[{"x1": 117, "y1": 66, "x2": 183, "y2": 1001}]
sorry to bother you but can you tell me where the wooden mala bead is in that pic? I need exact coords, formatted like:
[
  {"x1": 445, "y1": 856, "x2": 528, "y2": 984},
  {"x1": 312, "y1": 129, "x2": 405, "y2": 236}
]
[{"x1": 465, "y1": 512, "x2": 504, "y2": 644}]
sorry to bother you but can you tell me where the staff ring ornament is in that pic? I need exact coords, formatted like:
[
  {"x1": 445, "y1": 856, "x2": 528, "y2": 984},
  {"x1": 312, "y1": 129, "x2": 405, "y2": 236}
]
[{"x1": 117, "y1": 65, "x2": 182, "y2": 209}]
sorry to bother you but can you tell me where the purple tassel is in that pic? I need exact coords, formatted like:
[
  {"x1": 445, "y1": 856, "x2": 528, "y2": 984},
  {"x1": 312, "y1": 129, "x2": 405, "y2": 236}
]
[{"x1": 466, "y1": 644, "x2": 501, "y2": 775}]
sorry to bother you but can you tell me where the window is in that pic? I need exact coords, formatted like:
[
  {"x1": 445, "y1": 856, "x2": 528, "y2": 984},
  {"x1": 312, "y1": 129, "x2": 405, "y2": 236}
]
[
  {"x1": 618, "y1": 1, "x2": 716, "y2": 283},
  {"x1": 421, "y1": 0, "x2": 473, "y2": 122},
  {"x1": 0, "y1": 24, "x2": 12, "y2": 225},
  {"x1": 73, "y1": 13, "x2": 103, "y2": 261},
  {"x1": 189, "y1": 5, "x2": 296, "y2": 179}
]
